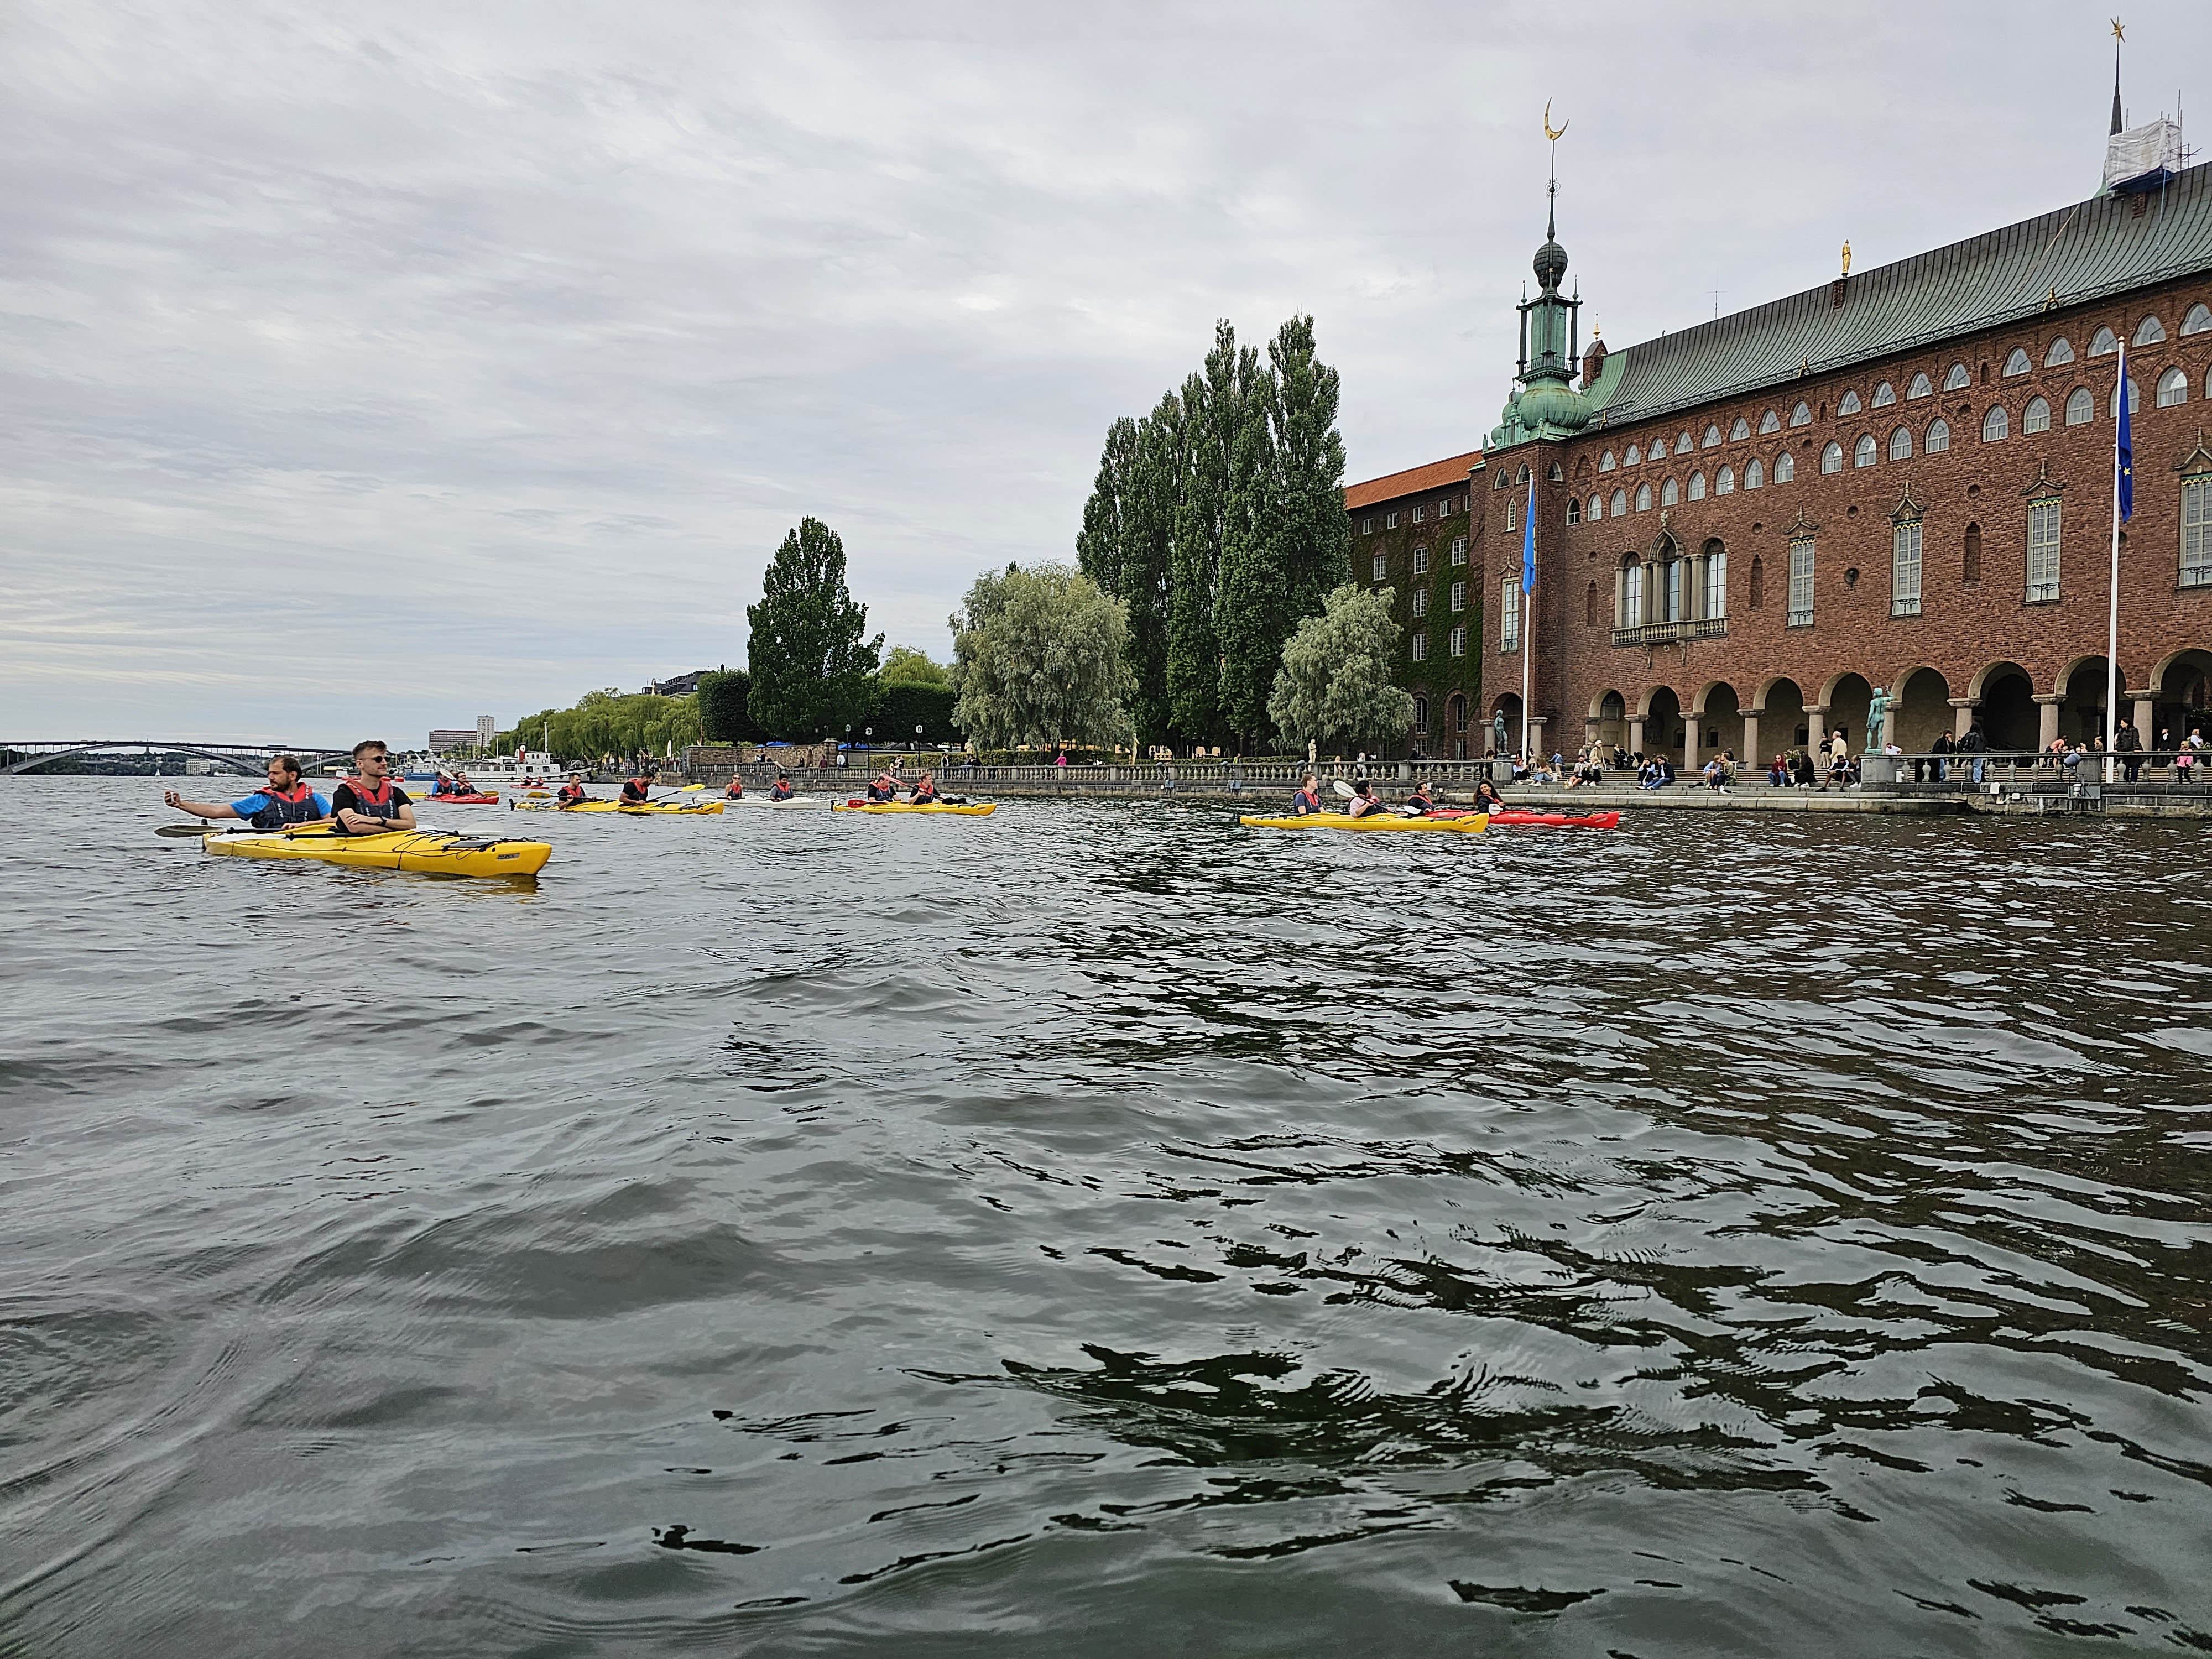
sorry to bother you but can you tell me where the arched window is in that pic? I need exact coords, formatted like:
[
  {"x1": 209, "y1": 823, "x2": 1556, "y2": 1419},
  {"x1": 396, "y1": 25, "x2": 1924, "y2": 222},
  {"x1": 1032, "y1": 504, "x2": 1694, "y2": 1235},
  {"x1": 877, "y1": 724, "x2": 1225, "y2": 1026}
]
[
  {"x1": 2023, "y1": 396, "x2": 2051, "y2": 432},
  {"x1": 2045, "y1": 336, "x2": 2075, "y2": 366},
  {"x1": 1547, "y1": 461, "x2": 1564, "y2": 482},
  {"x1": 1611, "y1": 488, "x2": 1627, "y2": 517},
  {"x1": 1676, "y1": 431, "x2": 1694, "y2": 456},
  {"x1": 1839, "y1": 389, "x2": 1863, "y2": 415},
  {"x1": 1731, "y1": 416, "x2": 1750, "y2": 441},
  {"x1": 1620, "y1": 558, "x2": 1644, "y2": 627},
  {"x1": 1414, "y1": 695, "x2": 1428, "y2": 733},
  {"x1": 1625, "y1": 443, "x2": 1641, "y2": 465},
  {"x1": 2065, "y1": 388, "x2": 2094, "y2": 426},
  {"x1": 1982, "y1": 405, "x2": 2008, "y2": 442},
  {"x1": 1908, "y1": 372, "x2": 1933, "y2": 399},
  {"x1": 2090, "y1": 326, "x2": 2119, "y2": 356},
  {"x1": 1746, "y1": 459, "x2": 1765, "y2": 489},
  {"x1": 2003, "y1": 348, "x2": 2031, "y2": 377},
  {"x1": 2184, "y1": 303, "x2": 2212, "y2": 336},
  {"x1": 1773, "y1": 451, "x2": 1794, "y2": 483},
  {"x1": 1748, "y1": 554, "x2": 1765, "y2": 609},
  {"x1": 1964, "y1": 521, "x2": 1982, "y2": 585},
  {"x1": 1790, "y1": 400, "x2": 1812, "y2": 427},
  {"x1": 1589, "y1": 493, "x2": 1604, "y2": 521},
  {"x1": 1566, "y1": 494, "x2": 1582, "y2": 524},
  {"x1": 1661, "y1": 477, "x2": 1680, "y2": 507},
  {"x1": 1634, "y1": 482, "x2": 1652, "y2": 512},
  {"x1": 1759, "y1": 408, "x2": 1781, "y2": 434},
  {"x1": 1717, "y1": 465, "x2": 1735, "y2": 494},
  {"x1": 1854, "y1": 433, "x2": 1877, "y2": 467},
  {"x1": 1927, "y1": 418, "x2": 1951, "y2": 452},
  {"x1": 1600, "y1": 449, "x2": 1616, "y2": 472},
  {"x1": 1820, "y1": 441, "x2": 1844, "y2": 473},
  {"x1": 1703, "y1": 423, "x2": 1722, "y2": 448},
  {"x1": 2134, "y1": 315, "x2": 2167, "y2": 346},
  {"x1": 1889, "y1": 425, "x2": 1913, "y2": 460},
  {"x1": 2112, "y1": 378, "x2": 2139, "y2": 417},
  {"x1": 1944, "y1": 362, "x2": 1970, "y2": 390},
  {"x1": 1688, "y1": 470, "x2": 1707, "y2": 500},
  {"x1": 2158, "y1": 366, "x2": 2189, "y2": 407},
  {"x1": 1873, "y1": 381, "x2": 1897, "y2": 408}
]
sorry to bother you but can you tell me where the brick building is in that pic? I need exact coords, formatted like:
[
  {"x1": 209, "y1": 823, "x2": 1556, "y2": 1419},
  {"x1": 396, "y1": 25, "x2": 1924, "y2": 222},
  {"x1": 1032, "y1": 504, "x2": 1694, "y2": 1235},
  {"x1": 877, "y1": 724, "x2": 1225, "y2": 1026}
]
[
  {"x1": 1347, "y1": 140, "x2": 2212, "y2": 767},
  {"x1": 1344, "y1": 451, "x2": 1484, "y2": 755}
]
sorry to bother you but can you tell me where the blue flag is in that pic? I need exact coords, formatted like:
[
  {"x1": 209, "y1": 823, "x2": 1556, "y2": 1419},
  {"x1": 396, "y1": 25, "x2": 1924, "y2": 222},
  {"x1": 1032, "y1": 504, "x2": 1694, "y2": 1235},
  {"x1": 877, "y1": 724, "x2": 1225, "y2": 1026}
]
[
  {"x1": 2117, "y1": 348, "x2": 2134, "y2": 523},
  {"x1": 1521, "y1": 473, "x2": 1536, "y2": 593}
]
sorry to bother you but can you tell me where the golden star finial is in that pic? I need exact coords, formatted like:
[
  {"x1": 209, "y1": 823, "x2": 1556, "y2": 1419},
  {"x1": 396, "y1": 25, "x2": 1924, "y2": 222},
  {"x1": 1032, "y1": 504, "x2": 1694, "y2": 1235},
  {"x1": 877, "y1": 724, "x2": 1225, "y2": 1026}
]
[{"x1": 2111, "y1": 17, "x2": 2124, "y2": 43}]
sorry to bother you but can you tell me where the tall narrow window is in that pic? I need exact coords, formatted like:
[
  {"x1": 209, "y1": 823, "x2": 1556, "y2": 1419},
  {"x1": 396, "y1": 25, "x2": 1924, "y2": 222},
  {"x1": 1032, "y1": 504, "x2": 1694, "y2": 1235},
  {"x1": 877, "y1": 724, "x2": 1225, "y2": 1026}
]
[
  {"x1": 1505, "y1": 497, "x2": 1515, "y2": 533},
  {"x1": 2065, "y1": 388, "x2": 2094, "y2": 425},
  {"x1": 1585, "y1": 581, "x2": 1599, "y2": 625},
  {"x1": 1411, "y1": 545, "x2": 1430, "y2": 575},
  {"x1": 1372, "y1": 553, "x2": 1386, "y2": 581},
  {"x1": 1773, "y1": 451, "x2": 1793, "y2": 483},
  {"x1": 2183, "y1": 476, "x2": 2212, "y2": 588},
  {"x1": 1717, "y1": 465, "x2": 1735, "y2": 494},
  {"x1": 1663, "y1": 556, "x2": 1683, "y2": 622},
  {"x1": 1622, "y1": 561, "x2": 1644, "y2": 628},
  {"x1": 1451, "y1": 537, "x2": 1468, "y2": 564},
  {"x1": 1588, "y1": 493, "x2": 1604, "y2": 521},
  {"x1": 1635, "y1": 483, "x2": 1652, "y2": 512},
  {"x1": 1820, "y1": 441, "x2": 1844, "y2": 473},
  {"x1": 1412, "y1": 587, "x2": 1427, "y2": 618},
  {"x1": 1889, "y1": 425, "x2": 1913, "y2": 460},
  {"x1": 1611, "y1": 488, "x2": 1628, "y2": 517},
  {"x1": 2023, "y1": 396, "x2": 2051, "y2": 433},
  {"x1": 1705, "y1": 545, "x2": 1728, "y2": 618},
  {"x1": 1412, "y1": 630, "x2": 1430, "y2": 662},
  {"x1": 1450, "y1": 580, "x2": 1467, "y2": 612},
  {"x1": 1566, "y1": 495, "x2": 1582, "y2": 524},
  {"x1": 2026, "y1": 498, "x2": 2061, "y2": 602},
  {"x1": 1787, "y1": 539, "x2": 1814, "y2": 625},
  {"x1": 1748, "y1": 554, "x2": 1765, "y2": 609},
  {"x1": 1362, "y1": 517, "x2": 1375, "y2": 535},
  {"x1": 1499, "y1": 580, "x2": 1519, "y2": 651},
  {"x1": 1661, "y1": 477, "x2": 1680, "y2": 507},
  {"x1": 1746, "y1": 459, "x2": 1765, "y2": 489},
  {"x1": 1414, "y1": 696, "x2": 1429, "y2": 734},
  {"x1": 1854, "y1": 434, "x2": 1877, "y2": 467},
  {"x1": 1412, "y1": 504, "x2": 1425, "y2": 523},
  {"x1": 1385, "y1": 512, "x2": 1399, "y2": 529},
  {"x1": 1963, "y1": 522, "x2": 1983, "y2": 584},
  {"x1": 1926, "y1": 418, "x2": 1951, "y2": 452},
  {"x1": 1982, "y1": 406, "x2": 2008, "y2": 442},
  {"x1": 1449, "y1": 625, "x2": 1467, "y2": 658},
  {"x1": 1891, "y1": 519, "x2": 1923, "y2": 616},
  {"x1": 1688, "y1": 471, "x2": 1707, "y2": 500}
]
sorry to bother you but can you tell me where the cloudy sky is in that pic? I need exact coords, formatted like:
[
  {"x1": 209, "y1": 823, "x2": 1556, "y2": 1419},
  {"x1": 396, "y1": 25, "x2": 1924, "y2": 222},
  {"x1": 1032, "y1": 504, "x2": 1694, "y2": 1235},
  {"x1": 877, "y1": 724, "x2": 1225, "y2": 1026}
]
[{"x1": 3, "y1": 0, "x2": 2197, "y2": 743}]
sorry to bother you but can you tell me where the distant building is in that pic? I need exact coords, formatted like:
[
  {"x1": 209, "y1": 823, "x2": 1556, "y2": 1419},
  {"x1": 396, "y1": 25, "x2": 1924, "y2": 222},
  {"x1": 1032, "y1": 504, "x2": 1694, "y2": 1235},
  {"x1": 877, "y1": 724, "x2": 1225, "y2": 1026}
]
[
  {"x1": 475, "y1": 715, "x2": 496, "y2": 748},
  {"x1": 1344, "y1": 454, "x2": 1485, "y2": 757},
  {"x1": 426, "y1": 729, "x2": 479, "y2": 754},
  {"x1": 1346, "y1": 82, "x2": 2212, "y2": 764},
  {"x1": 640, "y1": 670, "x2": 714, "y2": 696}
]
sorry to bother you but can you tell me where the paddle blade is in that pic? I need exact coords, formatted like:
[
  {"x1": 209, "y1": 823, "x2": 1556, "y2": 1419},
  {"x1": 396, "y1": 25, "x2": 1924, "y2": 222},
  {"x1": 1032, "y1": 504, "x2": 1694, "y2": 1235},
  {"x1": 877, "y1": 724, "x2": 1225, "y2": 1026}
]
[
  {"x1": 1332, "y1": 779, "x2": 1358, "y2": 798},
  {"x1": 155, "y1": 822, "x2": 208, "y2": 838}
]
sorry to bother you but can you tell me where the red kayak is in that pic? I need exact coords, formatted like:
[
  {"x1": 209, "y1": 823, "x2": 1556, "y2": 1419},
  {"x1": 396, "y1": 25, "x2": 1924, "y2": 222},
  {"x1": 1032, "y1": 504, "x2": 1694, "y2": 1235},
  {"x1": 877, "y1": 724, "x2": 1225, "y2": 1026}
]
[{"x1": 428, "y1": 792, "x2": 499, "y2": 805}]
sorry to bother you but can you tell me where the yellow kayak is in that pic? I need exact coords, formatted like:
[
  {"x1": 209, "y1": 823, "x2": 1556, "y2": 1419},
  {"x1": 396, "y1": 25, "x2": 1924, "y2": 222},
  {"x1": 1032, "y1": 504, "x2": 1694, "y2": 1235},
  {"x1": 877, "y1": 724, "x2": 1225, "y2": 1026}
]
[
  {"x1": 1240, "y1": 811, "x2": 1489, "y2": 834},
  {"x1": 832, "y1": 801, "x2": 996, "y2": 816},
  {"x1": 201, "y1": 823, "x2": 552, "y2": 876},
  {"x1": 514, "y1": 799, "x2": 724, "y2": 815}
]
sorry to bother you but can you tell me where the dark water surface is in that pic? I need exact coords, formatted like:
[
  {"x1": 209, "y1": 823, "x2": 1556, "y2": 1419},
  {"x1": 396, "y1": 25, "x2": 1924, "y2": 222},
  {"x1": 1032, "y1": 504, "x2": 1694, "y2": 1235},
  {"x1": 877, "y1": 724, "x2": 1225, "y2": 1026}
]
[{"x1": 4, "y1": 777, "x2": 2210, "y2": 1656}]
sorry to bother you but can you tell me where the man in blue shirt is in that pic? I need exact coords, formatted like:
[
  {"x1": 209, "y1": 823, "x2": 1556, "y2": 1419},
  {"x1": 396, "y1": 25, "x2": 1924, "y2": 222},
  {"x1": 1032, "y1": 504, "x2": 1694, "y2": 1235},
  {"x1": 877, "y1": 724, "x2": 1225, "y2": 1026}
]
[{"x1": 164, "y1": 754, "x2": 328, "y2": 828}]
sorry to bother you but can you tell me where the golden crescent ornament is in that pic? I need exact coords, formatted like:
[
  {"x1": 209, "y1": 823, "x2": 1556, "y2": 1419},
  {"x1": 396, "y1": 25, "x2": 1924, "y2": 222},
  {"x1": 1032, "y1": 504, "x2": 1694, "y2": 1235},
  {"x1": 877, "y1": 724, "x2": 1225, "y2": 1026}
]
[{"x1": 1543, "y1": 101, "x2": 1569, "y2": 143}]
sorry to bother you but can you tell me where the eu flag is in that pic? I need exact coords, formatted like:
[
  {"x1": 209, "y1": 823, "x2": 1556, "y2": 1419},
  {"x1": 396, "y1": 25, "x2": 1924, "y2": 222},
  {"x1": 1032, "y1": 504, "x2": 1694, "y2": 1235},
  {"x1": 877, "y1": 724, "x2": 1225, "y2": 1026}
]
[
  {"x1": 2117, "y1": 348, "x2": 2134, "y2": 523},
  {"x1": 1521, "y1": 474, "x2": 1536, "y2": 593}
]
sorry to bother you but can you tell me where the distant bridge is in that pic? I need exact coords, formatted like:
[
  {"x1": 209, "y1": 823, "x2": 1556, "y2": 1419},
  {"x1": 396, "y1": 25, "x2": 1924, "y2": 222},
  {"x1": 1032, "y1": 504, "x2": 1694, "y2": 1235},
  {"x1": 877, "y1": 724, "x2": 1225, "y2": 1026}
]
[{"x1": 0, "y1": 740, "x2": 352, "y2": 777}]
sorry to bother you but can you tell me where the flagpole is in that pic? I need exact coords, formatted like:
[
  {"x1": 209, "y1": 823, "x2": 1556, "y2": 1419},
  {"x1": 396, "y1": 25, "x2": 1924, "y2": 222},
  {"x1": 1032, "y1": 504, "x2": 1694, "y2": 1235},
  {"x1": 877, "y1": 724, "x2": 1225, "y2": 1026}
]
[{"x1": 2105, "y1": 347, "x2": 2125, "y2": 785}]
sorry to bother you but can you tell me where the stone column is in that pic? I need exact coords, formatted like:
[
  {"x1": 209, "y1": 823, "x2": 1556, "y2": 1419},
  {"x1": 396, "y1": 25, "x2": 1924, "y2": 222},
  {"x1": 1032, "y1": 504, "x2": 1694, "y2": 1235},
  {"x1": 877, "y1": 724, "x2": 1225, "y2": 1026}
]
[
  {"x1": 1683, "y1": 707, "x2": 1700, "y2": 774},
  {"x1": 2035, "y1": 693, "x2": 2062, "y2": 749},
  {"x1": 1527, "y1": 716, "x2": 1548, "y2": 760},
  {"x1": 2131, "y1": 688, "x2": 2156, "y2": 738},
  {"x1": 1807, "y1": 703, "x2": 1829, "y2": 754},
  {"x1": 1628, "y1": 714, "x2": 1646, "y2": 757},
  {"x1": 1949, "y1": 697, "x2": 1979, "y2": 741},
  {"x1": 1741, "y1": 708, "x2": 1762, "y2": 770}
]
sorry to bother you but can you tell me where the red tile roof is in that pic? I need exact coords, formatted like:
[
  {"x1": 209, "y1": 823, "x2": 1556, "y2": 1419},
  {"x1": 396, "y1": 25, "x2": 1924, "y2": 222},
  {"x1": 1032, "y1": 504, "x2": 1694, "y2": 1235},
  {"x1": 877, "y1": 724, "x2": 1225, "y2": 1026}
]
[{"x1": 1342, "y1": 449, "x2": 1485, "y2": 511}]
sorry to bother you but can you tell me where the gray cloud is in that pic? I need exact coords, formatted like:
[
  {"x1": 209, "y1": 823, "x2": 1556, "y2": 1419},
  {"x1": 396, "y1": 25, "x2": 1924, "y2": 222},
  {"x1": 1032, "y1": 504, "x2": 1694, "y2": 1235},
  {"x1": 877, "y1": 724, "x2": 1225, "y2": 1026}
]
[{"x1": 1, "y1": 0, "x2": 2194, "y2": 739}]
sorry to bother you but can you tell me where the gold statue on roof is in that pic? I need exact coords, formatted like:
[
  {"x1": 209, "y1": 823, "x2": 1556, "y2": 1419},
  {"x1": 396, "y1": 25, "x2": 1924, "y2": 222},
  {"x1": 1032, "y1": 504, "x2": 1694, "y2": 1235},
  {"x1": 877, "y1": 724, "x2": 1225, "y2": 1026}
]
[{"x1": 1841, "y1": 240, "x2": 1851, "y2": 276}]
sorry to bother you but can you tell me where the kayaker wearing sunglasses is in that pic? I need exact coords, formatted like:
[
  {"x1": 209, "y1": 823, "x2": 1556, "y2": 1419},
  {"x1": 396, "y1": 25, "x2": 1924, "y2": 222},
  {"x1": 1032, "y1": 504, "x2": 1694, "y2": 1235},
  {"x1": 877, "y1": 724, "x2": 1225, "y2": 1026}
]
[{"x1": 329, "y1": 741, "x2": 418, "y2": 834}]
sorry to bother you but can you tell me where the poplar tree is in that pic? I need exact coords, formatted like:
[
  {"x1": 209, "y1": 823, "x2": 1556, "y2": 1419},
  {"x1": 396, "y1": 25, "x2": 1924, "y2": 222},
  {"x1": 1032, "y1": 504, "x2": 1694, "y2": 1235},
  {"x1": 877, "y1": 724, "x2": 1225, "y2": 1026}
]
[
  {"x1": 745, "y1": 516, "x2": 884, "y2": 740},
  {"x1": 1212, "y1": 380, "x2": 1281, "y2": 747},
  {"x1": 1268, "y1": 315, "x2": 1353, "y2": 622}
]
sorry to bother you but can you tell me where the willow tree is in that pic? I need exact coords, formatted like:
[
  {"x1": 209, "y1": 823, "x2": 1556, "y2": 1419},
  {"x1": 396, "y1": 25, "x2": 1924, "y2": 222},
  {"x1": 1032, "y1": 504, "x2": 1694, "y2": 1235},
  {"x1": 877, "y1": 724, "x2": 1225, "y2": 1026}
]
[
  {"x1": 1266, "y1": 583, "x2": 1415, "y2": 753},
  {"x1": 948, "y1": 562, "x2": 1135, "y2": 751}
]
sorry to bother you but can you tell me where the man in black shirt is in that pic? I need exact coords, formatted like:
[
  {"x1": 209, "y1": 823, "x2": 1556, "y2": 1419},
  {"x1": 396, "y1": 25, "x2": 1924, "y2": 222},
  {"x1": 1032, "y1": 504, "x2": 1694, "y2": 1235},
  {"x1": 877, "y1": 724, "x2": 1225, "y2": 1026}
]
[{"x1": 330, "y1": 740, "x2": 418, "y2": 834}]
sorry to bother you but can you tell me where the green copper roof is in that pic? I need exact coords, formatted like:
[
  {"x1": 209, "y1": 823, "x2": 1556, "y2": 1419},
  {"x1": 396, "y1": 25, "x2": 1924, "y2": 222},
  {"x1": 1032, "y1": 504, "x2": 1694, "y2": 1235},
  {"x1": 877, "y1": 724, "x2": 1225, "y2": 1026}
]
[{"x1": 1588, "y1": 160, "x2": 2212, "y2": 429}]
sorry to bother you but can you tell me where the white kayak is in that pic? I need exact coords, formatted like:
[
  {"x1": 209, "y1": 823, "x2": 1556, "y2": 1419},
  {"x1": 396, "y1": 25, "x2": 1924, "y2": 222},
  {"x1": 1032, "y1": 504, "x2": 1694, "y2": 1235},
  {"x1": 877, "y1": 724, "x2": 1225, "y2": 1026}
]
[{"x1": 722, "y1": 793, "x2": 830, "y2": 810}]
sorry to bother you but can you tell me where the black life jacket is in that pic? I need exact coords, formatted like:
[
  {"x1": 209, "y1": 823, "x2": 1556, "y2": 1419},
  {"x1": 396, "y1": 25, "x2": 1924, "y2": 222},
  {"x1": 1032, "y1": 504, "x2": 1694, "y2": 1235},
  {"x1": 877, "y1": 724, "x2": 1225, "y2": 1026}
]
[
  {"x1": 622, "y1": 778, "x2": 653, "y2": 801},
  {"x1": 249, "y1": 782, "x2": 321, "y2": 830}
]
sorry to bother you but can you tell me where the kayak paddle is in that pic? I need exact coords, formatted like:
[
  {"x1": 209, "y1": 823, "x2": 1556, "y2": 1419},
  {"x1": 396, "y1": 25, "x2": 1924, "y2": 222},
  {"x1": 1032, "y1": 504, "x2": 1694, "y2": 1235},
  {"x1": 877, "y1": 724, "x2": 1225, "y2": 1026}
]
[{"x1": 156, "y1": 822, "x2": 209, "y2": 838}]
